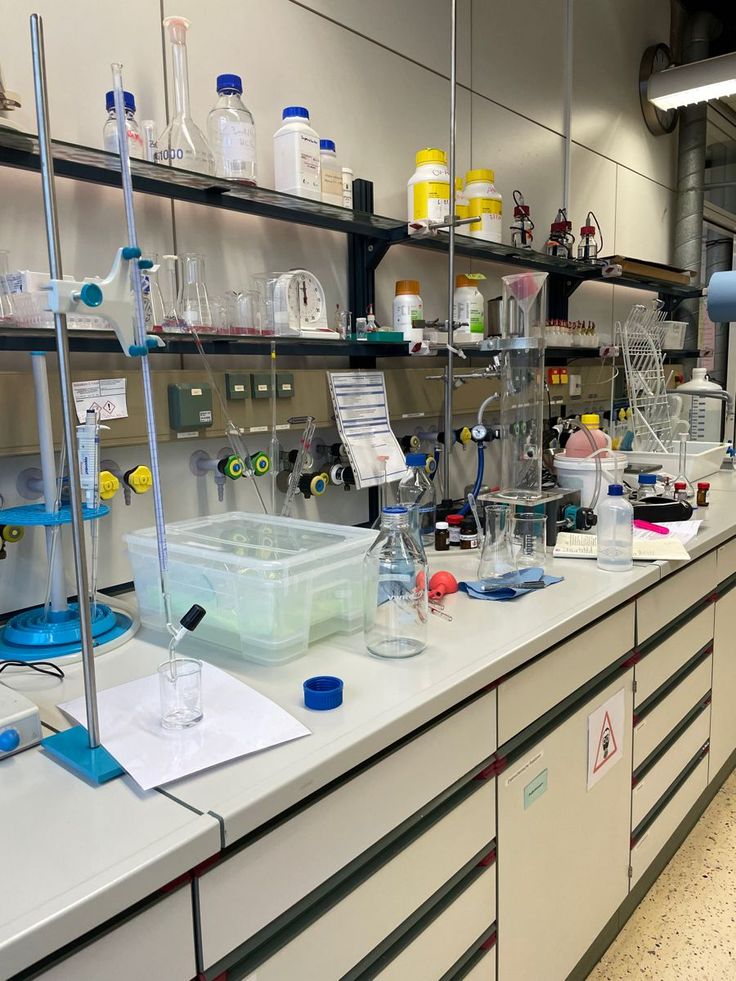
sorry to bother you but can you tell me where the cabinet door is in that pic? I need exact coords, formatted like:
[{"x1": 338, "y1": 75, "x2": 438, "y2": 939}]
[
  {"x1": 497, "y1": 671, "x2": 634, "y2": 981},
  {"x1": 709, "y1": 587, "x2": 736, "y2": 778}
]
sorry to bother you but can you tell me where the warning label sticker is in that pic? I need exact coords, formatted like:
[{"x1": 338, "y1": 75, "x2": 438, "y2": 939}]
[{"x1": 587, "y1": 688, "x2": 625, "y2": 790}]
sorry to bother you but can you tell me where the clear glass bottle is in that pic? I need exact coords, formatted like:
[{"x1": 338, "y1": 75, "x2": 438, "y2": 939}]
[
  {"x1": 158, "y1": 16, "x2": 214, "y2": 175},
  {"x1": 103, "y1": 90, "x2": 144, "y2": 159},
  {"x1": 596, "y1": 484, "x2": 633, "y2": 572},
  {"x1": 363, "y1": 506, "x2": 428, "y2": 659},
  {"x1": 207, "y1": 73, "x2": 257, "y2": 184},
  {"x1": 178, "y1": 253, "x2": 212, "y2": 329},
  {"x1": 397, "y1": 453, "x2": 437, "y2": 547}
]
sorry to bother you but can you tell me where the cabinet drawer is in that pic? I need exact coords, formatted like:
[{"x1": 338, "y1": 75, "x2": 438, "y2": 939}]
[
  {"x1": 462, "y1": 949, "x2": 496, "y2": 981},
  {"x1": 498, "y1": 605, "x2": 634, "y2": 745},
  {"x1": 633, "y1": 656, "x2": 711, "y2": 769},
  {"x1": 248, "y1": 781, "x2": 495, "y2": 981},
  {"x1": 630, "y1": 756, "x2": 708, "y2": 887},
  {"x1": 199, "y1": 692, "x2": 496, "y2": 969},
  {"x1": 35, "y1": 888, "x2": 195, "y2": 981},
  {"x1": 373, "y1": 867, "x2": 495, "y2": 981},
  {"x1": 717, "y1": 537, "x2": 736, "y2": 582},
  {"x1": 635, "y1": 605, "x2": 713, "y2": 707},
  {"x1": 637, "y1": 553, "x2": 717, "y2": 644},
  {"x1": 632, "y1": 706, "x2": 711, "y2": 829}
]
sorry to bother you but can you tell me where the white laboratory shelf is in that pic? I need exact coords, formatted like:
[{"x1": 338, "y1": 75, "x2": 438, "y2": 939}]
[{"x1": 0, "y1": 746, "x2": 220, "y2": 978}]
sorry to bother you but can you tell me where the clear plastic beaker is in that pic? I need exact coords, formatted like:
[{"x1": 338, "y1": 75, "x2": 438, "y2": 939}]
[
  {"x1": 510, "y1": 512, "x2": 547, "y2": 570},
  {"x1": 178, "y1": 253, "x2": 212, "y2": 329},
  {"x1": 158, "y1": 657, "x2": 203, "y2": 729},
  {"x1": 478, "y1": 504, "x2": 516, "y2": 578},
  {"x1": 158, "y1": 17, "x2": 214, "y2": 176}
]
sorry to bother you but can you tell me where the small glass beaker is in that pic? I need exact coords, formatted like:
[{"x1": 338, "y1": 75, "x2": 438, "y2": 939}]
[
  {"x1": 510, "y1": 511, "x2": 547, "y2": 570},
  {"x1": 231, "y1": 289, "x2": 264, "y2": 335},
  {"x1": 478, "y1": 504, "x2": 516, "y2": 578},
  {"x1": 158, "y1": 657, "x2": 203, "y2": 729},
  {"x1": 140, "y1": 253, "x2": 166, "y2": 331},
  {"x1": 161, "y1": 254, "x2": 186, "y2": 332},
  {"x1": 0, "y1": 250, "x2": 15, "y2": 322},
  {"x1": 178, "y1": 252, "x2": 212, "y2": 329}
]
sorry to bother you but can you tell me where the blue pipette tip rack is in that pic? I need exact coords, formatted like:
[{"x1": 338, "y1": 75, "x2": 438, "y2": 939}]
[{"x1": 42, "y1": 726, "x2": 124, "y2": 784}]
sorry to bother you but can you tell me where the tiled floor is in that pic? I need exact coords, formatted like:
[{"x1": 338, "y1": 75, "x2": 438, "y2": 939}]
[{"x1": 588, "y1": 770, "x2": 736, "y2": 980}]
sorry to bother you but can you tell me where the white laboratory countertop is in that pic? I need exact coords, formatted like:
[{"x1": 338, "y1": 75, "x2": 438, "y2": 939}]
[
  {"x1": 3, "y1": 469, "x2": 736, "y2": 974},
  {"x1": 0, "y1": 743, "x2": 221, "y2": 978}
]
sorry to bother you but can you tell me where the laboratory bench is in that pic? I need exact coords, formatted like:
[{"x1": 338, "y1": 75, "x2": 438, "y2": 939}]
[{"x1": 4, "y1": 472, "x2": 736, "y2": 980}]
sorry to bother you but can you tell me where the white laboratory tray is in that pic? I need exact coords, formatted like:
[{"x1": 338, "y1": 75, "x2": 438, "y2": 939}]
[
  {"x1": 624, "y1": 441, "x2": 727, "y2": 482},
  {"x1": 126, "y1": 512, "x2": 376, "y2": 665}
]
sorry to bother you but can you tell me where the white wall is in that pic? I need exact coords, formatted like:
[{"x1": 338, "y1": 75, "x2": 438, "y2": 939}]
[{"x1": 0, "y1": 0, "x2": 676, "y2": 612}]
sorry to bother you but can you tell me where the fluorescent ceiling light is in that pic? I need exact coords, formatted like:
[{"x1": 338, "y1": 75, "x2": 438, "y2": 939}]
[{"x1": 648, "y1": 51, "x2": 736, "y2": 110}]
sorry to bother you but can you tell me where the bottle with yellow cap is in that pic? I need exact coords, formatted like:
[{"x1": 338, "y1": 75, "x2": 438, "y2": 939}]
[
  {"x1": 453, "y1": 274, "x2": 485, "y2": 335},
  {"x1": 454, "y1": 177, "x2": 469, "y2": 221},
  {"x1": 407, "y1": 148, "x2": 450, "y2": 232},
  {"x1": 465, "y1": 168, "x2": 503, "y2": 243},
  {"x1": 393, "y1": 280, "x2": 424, "y2": 342}
]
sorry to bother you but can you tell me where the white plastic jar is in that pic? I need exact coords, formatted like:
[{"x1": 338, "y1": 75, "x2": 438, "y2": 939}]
[
  {"x1": 320, "y1": 139, "x2": 343, "y2": 205},
  {"x1": 393, "y1": 280, "x2": 423, "y2": 341},
  {"x1": 407, "y1": 148, "x2": 450, "y2": 231},
  {"x1": 273, "y1": 106, "x2": 320, "y2": 200},
  {"x1": 453, "y1": 275, "x2": 485, "y2": 334},
  {"x1": 465, "y1": 168, "x2": 503, "y2": 243}
]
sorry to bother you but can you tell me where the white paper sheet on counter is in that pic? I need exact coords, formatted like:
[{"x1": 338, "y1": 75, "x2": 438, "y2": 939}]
[
  {"x1": 633, "y1": 519, "x2": 702, "y2": 545},
  {"x1": 59, "y1": 662, "x2": 311, "y2": 791}
]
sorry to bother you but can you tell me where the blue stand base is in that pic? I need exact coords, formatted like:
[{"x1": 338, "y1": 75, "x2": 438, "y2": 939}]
[
  {"x1": 42, "y1": 726, "x2": 124, "y2": 784},
  {"x1": 0, "y1": 603, "x2": 132, "y2": 661}
]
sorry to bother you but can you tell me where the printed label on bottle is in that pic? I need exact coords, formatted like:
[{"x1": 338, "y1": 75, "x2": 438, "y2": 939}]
[
  {"x1": 299, "y1": 133, "x2": 320, "y2": 192},
  {"x1": 322, "y1": 168, "x2": 343, "y2": 203},
  {"x1": 469, "y1": 197, "x2": 503, "y2": 237},
  {"x1": 413, "y1": 180, "x2": 450, "y2": 223}
]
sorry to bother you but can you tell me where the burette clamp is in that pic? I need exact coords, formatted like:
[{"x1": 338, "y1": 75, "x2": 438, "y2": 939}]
[{"x1": 44, "y1": 246, "x2": 165, "y2": 359}]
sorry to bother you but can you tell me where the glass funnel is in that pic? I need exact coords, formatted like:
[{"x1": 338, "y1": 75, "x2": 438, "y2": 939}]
[
  {"x1": 158, "y1": 16, "x2": 214, "y2": 176},
  {"x1": 498, "y1": 271, "x2": 548, "y2": 499},
  {"x1": 178, "y1": 252, "x2": 212, "y2": 330}
]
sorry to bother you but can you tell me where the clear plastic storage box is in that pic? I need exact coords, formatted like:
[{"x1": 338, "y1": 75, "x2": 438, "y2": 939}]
[{"x1": 125, "y1": 512, "x2": 376, "y2": 664}]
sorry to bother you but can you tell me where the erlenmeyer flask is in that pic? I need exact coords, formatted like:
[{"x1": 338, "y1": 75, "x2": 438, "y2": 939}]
[
  {"x1": 0, "y1": 249, "x2": 15, "y2": 322},
  {"x1": 161, "y1": 254, "x2": 186, "y2": 332},
  {"x1": 178, "y1": 253, "x2": 212, "y2": 330},
  {"x1": 158, "y1": 17, "x2": 214, "y2": 176},
  {"x1": 140, "y1": 253, "x2": 166, "y2": 332},
  {"x1": 478, "y1": 504, "x2": 516, "y2": 578}
]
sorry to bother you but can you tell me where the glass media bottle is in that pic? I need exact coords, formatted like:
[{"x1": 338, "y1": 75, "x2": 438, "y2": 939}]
[{"x1": 363, "y1": 506, "x2": 428, "y2": 658}]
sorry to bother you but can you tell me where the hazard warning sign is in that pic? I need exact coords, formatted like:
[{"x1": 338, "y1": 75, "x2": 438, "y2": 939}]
[{"x1": 587, "y1": 688, "x2": 625, "y2": 790}]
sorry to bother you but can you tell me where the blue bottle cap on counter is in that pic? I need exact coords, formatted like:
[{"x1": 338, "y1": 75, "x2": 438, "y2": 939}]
[
  {"x1": 320, "y1": 139, "x2": 336, "y2": 152},
  {"x1": 216, "y1": 73, "x2": 242, "y2": 93},
  {"x1": 638, "y1": 473, "x2": 657, "y2": 485},
  {"x1": 303, "y1": 676, "x2": 343, "y2": 711},
  {"x1": 283, "y1": 106, "x2": 309, "y2": 120},
  {"x1": 406, "y1": 452, "x2": 426, "y2": 467},
  {"x1": 607, "y1": 484, "x2": 624, "y2": 496},
  {"x1": 105, "y1": 90, "x2": 136, "y2": 113}
]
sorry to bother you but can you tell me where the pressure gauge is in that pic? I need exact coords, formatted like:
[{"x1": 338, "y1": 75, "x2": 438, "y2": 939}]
[
  {"x1": 273, "y1": 269, "x2": 331, "y2": 336},
  {"x1": 471, "y1": 423, "x2": 488, "y2": 443}
]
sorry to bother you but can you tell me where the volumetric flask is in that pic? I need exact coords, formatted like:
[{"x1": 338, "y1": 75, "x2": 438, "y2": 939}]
[
  {"x1": 178, "y1": 253, "x2": 212, "y2": 329},
  {"x1": 478, "y1": 504, "x2": 516, "y2": 578},
  {"x1": 510, "y1": 512, "x2": 547, "y2": 570},
  {"x1": 158, "y1": 17, "x2": 214, "y2": 175},
  {"x1": 158, "y1": 657, "x2": 203, "y2": 729}
]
